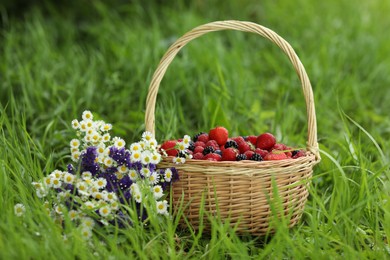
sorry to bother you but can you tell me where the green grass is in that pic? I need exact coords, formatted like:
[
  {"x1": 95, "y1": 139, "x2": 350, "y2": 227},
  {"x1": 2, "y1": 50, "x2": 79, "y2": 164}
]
[{"x1": 1, "y1": 0, "x2": 390, "y2": 258}]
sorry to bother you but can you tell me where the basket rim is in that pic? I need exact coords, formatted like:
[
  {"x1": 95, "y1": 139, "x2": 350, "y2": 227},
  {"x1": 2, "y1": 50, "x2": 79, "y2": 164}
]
[{"x1": 145, "y1": 20, "x2": 321, "y2": 160}]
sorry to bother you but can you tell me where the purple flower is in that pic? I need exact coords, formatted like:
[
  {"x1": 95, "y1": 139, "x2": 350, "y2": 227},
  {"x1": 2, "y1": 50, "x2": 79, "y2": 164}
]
[
  {"x1": 67, "y1": 164, "x2": 74, "y2": 174},
  {"x1": 80, "y1": 147, "x2": 100, "y2": 175},
  {"x1": 109, "y1": 147, "x2": 131, "y2": 166}
]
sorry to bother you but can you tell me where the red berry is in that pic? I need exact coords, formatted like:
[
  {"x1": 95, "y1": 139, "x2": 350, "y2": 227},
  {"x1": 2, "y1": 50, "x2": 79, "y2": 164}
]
[
  {"x1": 194, "y1": 146, "x2": 205, "y2": 154},
  {"x1": 197, "y1": 133, "x2": 209, "y2": 143},
  {"x1": 209, "y1": 126, "x2": 229, "y2": 146},
  {"x1": 255, "y1": 148, "x2": 269, "y2": 158},
  {"x1": 194, "y1": 141, "x2": 206, "y2": 148},
  {"x1": 204, "y1": 153, "x2": 222, "y2": 161},
  {"x1": 206, "y1": 140, "x2": 219, "y2": 150},
  {"x1": 246, "y1": 135, "x2": 258, "y2": 146},
  {"x1": 244, "y1": 150, "x2": 255, "y2": 160},
  {"x1": 273, "y1": 143, "x2": 287, "y2": 150},
  {"x1": 238, "y1": 141, "x2": 251, "y2": 154},
  {"x1": 264, "y1": 152, "x2": 288, "y2": 161},
  {"x1": 160, "y1": 140, "x2": 178, "y2": 156},
  {"x1": 256, "y1": 133, "x2": 276, "y2": 150},
  {"x1": 292, "y1": 150, "x2": 306, "y2": 159},
  {"x1": 232, "y1": 136, "x2": 245, "y2": 145},
  {"x1": 193, "y1": 152, "x2": 204, "y2": 160},
  {"x1": 221, "y1": 148, "x2": 238, "y2": 161}
]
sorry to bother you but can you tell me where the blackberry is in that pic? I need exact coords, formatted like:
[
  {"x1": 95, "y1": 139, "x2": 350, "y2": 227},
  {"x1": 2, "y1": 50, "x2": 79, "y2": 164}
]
[
  {"x1": 203, "y1": 146, "x2": 215, "y2": 155},
  {"x1": 224, "y1": 140, "x2": 238, "y2": 149},
  {"x1": 177, "y1": 151, "x2": 187, "y2": 158},
  {"x1": 193, "y1": 132, "x2": 206, "y2": 142},
  {"x1": 251, "y1": 153, "x2": 263, "y2": 161},
  {"x1": 292, "y1": 150, "x2": 299, "y2": 157},
  {"x1": 188, "y1": 141, "x2": 195, "y2": 151},
  {"x1": 236, "y1": 154, "x2": 247, "y2": 161}
]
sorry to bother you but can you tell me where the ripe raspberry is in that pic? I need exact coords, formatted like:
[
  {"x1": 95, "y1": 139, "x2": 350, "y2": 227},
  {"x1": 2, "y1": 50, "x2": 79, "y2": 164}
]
[
  {"x1": 245, "y1": 135, "x2": 258, "y2": 146},
  {"x1": 272, "y1": 143, "x2": 292, "y2": 157},
  {"x1": 256, "y1": 133, "x2": 276, "y2": 150},
  {"x1": 264, "y1": 152, "x2": 288, "y2": 161},
  {"x1": 209, "y1": 126, "x2": 229, "y2": 146},
  {"x1": 160, "y1": 140, "x2": 178, "y2": 156},
  {"x1": 193, "y1": 152, "x2": 204, "y2": 160},
  {"x1": 221, "y1": 147, "x2": 238, "y2": 161},
  {"x1": 255, "y1": 148, "x2": 269, "y2": 158},
  {"x1": 232, "y1": 136, "x2": 245, "y2": 145},
  {"x1": 197, "y1": 133, "x2": 209, "y2": 143},
  {"x1": 244, "y1": 150, "x2": 255, "y2": 160},
  {"x1": 292, "y1": 150, "x2": 306, "y2": 159},
  {"x1": 194, "y1": 146, "x2": 205, "y2": 154},
  {"x1": 205, "y1": 140, "x2": 219, "y2": 150},
  {"x1": 194, "y1": 141, "x2": 206, "y2": 148},
  {"x1": 193, "y1": 132, "x2": 206, "y2": 142},
  {"x1": 204, "y1": 153, "x2": 222, "y2": 161}
]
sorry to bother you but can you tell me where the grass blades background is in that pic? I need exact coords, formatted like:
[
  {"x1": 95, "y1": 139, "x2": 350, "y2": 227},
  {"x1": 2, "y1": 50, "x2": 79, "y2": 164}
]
[{"x1": 1, "y1": 0, "x2": 390, "y2": 258}]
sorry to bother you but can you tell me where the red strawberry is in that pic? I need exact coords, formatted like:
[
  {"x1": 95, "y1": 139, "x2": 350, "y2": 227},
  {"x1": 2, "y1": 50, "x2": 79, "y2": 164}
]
[
  {"x1": 272, "y1": 143, "x2": 292, "y2": 157},
  {"x1": 255, "y1": 148, "x2": 269, "y2": 158},
  {"x1": 194, "y1": 146, "x2": 205, "y2": 154},
  {"x1": 193, "y1": 152, "x2": 204, "y2": 160},
  {"x1": 197, "y1": 133, "x2": 209, "y2": 143},
  {"x1": 160, "y1": 140, "x2": 178, "y2": 156},
  {"x1": 194, "y1": 141, "x2": 206, "y2": 148},
  {"x1": 256, "y1": 133, "x2": 276, "y2": 150},
  {"x1": 232, "y1": 136, "x2": 245, "y2": 145},
  {"x1": 238, "y1": 141, "x2": 251, "y2": 154},
  {"x1": 206, "y1": 140, "x2": 219, "y2": 150},
  {"x1": 204, "y1": 153, "x2": 222, "y2": 161},
  {"x1": 209, "y1": 126, "x2": 229, "y2": 146},
  {"x1": 244, "y1": 150, "x2": 255, "y2": 160},
  {"x1": 264, "y1": 152, "x2": 288, "y2": 161},
  {"x1": 245, "y1": 135, "x2": 258, "y2": 146},
  {"x1": 221, "y1": 148, "x2": 238, "y2": 161},
  {"x1": 292, "y1": 150, "x2": 306, "y2": 159}
]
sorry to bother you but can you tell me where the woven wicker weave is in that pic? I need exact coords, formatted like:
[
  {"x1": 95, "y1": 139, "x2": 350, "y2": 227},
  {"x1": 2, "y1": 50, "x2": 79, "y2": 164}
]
[{"x1": 145, "y1": 20, "x2": 321, "y2": 235}]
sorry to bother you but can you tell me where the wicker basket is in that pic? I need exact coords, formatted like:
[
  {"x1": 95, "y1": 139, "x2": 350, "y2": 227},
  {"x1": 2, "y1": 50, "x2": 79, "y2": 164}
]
[{"x1": 145, "y1": 20, "x2": 321, "y2": 235}]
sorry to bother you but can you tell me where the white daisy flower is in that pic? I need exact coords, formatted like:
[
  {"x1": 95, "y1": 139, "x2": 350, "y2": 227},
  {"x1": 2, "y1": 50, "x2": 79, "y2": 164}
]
[
  {"x1": 100, "y1": 123, "x2": 112, "y2": 132},
  {"x1": 142, "y1": 131, "x2": 154, "y2": 142},
  {"x1": 76, "y1": 181, "x2": 89, "y2": 196},
  {"x1": 104, "y1": 157, "x2": 114, "y2": 167},
  {"x1": 102, "y1": 133, "x2": 111, "y2": 142},
  {"x1": 130, "y1": 151, "x2": 142, "y2": 162},
  {"x1": 14, "y1": 203, "x2": 26, "y2": 217},
  {"x1": 70, "y1": 139, "x2": 80, "y2": 149},
  {"x1": 43, "y1": 176, "x2": 53, "y2": 187},
  {"x1": 71, "y1": 151, "x2": 81, "y2": 162},
  {"x1": 84, "y1": 201, "x2": 96, "y2": 210},
  {"x1": 68, "y1": 210, "x2": 79, "y2": 220},
  {"x1": 90, "y1": 131, "x2": 101, "y2": 144},
  {"x1": 79, "y1": 120, "x2": 88, "y2": 132},
  {"x1": 32, "y1": 181, "x2": 43, "y2": 190},
  {"x1": 57, "y1": 191, "x2": 70, "y2": 201},
  {"x1": 140, "y1": 167, "x2": 151, "y2": 178},
  {"x1": 164, "y1": 168, "x2": 173, "y2": 182},
  {"x1": 149, "y1": 171, "x2": 159, "y2": 185},
  {"x1": 96, "y1": 144, "x2": 106, "y2": 155},
  {"x1": 182, "y1": 135, "x2": 191, "y2": 147},
  {"x1": 147, "y1": 138, "x2": 158, "y2": 148},
  {"x1": 50, "y1": 169, "x2": 63, "y2": 179},
  {"x1": 105, "y1": 192, "x2": 117, "y2": 203},
  {"x1": 80, "y1": 227, "x2": 93, "y2": 240},
  {"x1": 71, "y1": 119, "x2": 80, "y2": 130},
  {"x1": 99, "y1": 206, "x2": 111, "y2": 218},
  {"x1": 130, "y1": 142, "x2": 141, "y2": 152},
  {"x1": 177, "y1": 141, "x2": 186, "y2": 151},
  {"x1": 152, "y1": 185, "x2": 163, "y2": 199},
  {"x1": 130, "y1": 183, "x2": 140, "y2": 194},
  {"x1": 94, "y1": 178, "x2": 107, "y2": 189},
  {"x1": 82, "y1": 110, "x2": 93, "y2": 121},
  {"x1": 54, "y1": 204, "x2": 65, "y2": 215},
  {"x1": 82, "y1": 171, "x2": 92, "y2": 180},
  {"x1": 128, "y1": 169, "x2": 138, "y2": 181},
  {"x1": 156, "y1": 200, "x2": 168, "y2": 215},
  {"x1": 52, "y1": 178, "x2": 62, "y2": 189},
  {"x1": 110, "y1": 201, "x2": 119, "y2": 211},
  {"x1": 173, "y1": 157, "x2": 185, "y2": 164},
  {"x1": 114, "y1": 138, "x2": 126, "y2": 148},
  {"x1": 36, "y1": 188, "x2": 48, "y2": 198},
  {"x1": 81, "y1": 217, "x2": 95, "y2": 229},
  {"x1": 63, "y1": 172, "x2": 75, "y2": 184},
  {"x1": 150, "y1": 152, "x2": 161, "y2": 164},
  {"x1": 141, "y1": 150, "x2": 152, "y2": 165},
  {"x1": 134, "y1": 192, "x2": 142, "y2": 203},
  {"x1": 117, "y1": 165, "x2": 128, "y2": 174},
  {"x1": 92, "y1": 192, "x2": 104, "y2": 200}
]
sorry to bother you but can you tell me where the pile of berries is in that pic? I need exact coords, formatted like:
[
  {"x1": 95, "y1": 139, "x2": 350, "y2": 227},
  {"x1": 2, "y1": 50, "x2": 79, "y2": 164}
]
[{"x1": 161, "y1": 126, "x2": 306, "y2": 162}]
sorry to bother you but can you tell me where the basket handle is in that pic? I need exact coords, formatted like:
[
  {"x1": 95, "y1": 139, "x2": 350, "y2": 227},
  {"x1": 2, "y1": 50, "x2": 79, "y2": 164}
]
[{"x1": 145, "y1": 20, "x2": 320, "y2": 160}]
